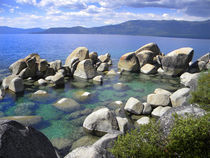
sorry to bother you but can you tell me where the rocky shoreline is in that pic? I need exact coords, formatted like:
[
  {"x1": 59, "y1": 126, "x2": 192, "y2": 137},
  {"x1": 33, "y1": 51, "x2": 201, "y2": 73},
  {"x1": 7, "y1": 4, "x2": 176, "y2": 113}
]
[{"x1": 0, "y1": 43, "x2": 209, "y2": 158}]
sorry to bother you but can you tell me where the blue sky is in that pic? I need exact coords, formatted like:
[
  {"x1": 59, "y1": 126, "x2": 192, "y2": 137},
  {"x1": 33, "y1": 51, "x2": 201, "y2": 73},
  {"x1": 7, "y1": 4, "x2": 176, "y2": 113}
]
[{"x1": 0, "y1": 0, "x2": 210, "y2": 28}]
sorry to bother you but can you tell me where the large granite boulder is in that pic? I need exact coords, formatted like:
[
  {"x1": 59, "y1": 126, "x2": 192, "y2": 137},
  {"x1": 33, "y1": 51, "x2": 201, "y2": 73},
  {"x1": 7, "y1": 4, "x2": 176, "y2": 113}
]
[
  {"x1": 51, "y1": 72, "x2": 65, "y2": 86},
  {"x1": 38, "y1": 59, "x2": 48, "y2": 72},
  {"x1": 161, "y1": 47, "x2": 194, "y2": 76},
  {"x1": 180, "y1": 72, "x2": 200, "y2": 91},
  {"x1": 151, "y1": 106, "x2": 171, "y2": 118},
  {"x1": 74, "y1": 59, "x2": 96, "y2": 79},
  {"x1": 8, "y1": 76, "x2": 24, "y2": 93},
  {"x1": 0, "y1": 120, "x2": 57, "y2": 158},
  {"x1": 154, "y1": 88, "x2": 172, "y2": 96},
  {"x1": 136, "y1": 50, "x2": 156, "y2": 67},
  {"x1": 2, "y1": 75, "x2": 17, "y2": 89},
  {"x1": 158, "y1": 105, "x2": 206, "y2": 135},
  {"x1": 97, "y1": 63, "x2": 109, "y2": 72},
  {"x1": 188, "y1": 52, "x2": 210, "y2": 73},
  {"x1": 135, "y1": 43, "x2": 161, "y2": 55},
  {"x1": 53, "y1": 98, "x2": 80, "y2": 112},
  {"x1": 147, "y1": 93, "x2": 170, "y2": 107},
  {"x1": 83, "y1": 108, "x2": 119, "y2": 136},
  {"x1": 89, "y1": 52, "x2": 98, "y2": 64},
  {"x1": 170, "y1": 88, "x2": 190, "y2": 107},
  {"x1": 93, "y1": 75, "x2": 103, "y2": 83},
  {"x1": 9, "y1": 59, "x2": 27, "y2": 75},
  {"x1": 136, "y1": 116, "x2": 150, "y2": 125},
  {"x1": 118, "y1": 52, "x2": 139, "y2": 72},
  {"x1": 124, "y1": 97, "x2": 144, "y2": 115},
  {"x1": 65, "y1": 47, "x2": 89, "y2": 66}
]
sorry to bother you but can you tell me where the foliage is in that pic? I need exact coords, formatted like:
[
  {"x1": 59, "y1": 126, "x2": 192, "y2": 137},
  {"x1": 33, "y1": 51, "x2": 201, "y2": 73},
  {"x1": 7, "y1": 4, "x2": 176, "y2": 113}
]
[
  {"x1": 190, "y1": 70, "x2": 210, "y2": 111},
  {"x1": 110, "y1": 114, "x2": 210, "y2": 158}
]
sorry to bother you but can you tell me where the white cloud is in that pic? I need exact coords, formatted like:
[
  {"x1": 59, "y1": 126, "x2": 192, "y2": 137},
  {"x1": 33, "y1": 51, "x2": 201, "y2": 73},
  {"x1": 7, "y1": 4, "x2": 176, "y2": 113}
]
[{"x1": 9, "y1": 8, "x2": 15, "y2": 13}]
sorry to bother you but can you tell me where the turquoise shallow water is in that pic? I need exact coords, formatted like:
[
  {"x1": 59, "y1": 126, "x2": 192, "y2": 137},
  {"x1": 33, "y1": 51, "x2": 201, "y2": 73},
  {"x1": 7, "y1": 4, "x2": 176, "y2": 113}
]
[{"x1": 0, "y1": 34, "x2": 209, "y2": 150}]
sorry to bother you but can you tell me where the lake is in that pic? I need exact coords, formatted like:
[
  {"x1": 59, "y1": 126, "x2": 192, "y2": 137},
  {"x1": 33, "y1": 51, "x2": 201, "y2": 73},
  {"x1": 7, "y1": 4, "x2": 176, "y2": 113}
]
[{"x1": 0, "y1": 34, "x2": 209, "y2": 153}]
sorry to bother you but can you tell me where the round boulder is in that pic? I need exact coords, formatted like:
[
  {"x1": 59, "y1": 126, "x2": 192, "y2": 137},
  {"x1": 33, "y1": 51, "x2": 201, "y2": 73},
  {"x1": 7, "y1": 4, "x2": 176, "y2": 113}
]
[{"x1": 53, "y1": 98, "x2": 80, "y2": 112}]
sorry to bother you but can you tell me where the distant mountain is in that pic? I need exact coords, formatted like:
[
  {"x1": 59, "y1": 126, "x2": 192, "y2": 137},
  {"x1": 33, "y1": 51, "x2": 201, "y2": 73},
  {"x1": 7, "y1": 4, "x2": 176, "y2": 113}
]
[
  {"x1": 1, "y1": 20, "x2": 210, "y2": 39},
  {"x1": 0, "y1": 26, "x2": 45, "y2": 34}
]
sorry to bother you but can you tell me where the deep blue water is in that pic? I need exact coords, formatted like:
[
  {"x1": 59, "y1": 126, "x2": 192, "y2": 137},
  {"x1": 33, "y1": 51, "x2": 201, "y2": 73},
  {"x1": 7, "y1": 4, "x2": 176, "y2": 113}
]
[{"x1": 0, "y1": 34, "x2": 210, "y2": 71}]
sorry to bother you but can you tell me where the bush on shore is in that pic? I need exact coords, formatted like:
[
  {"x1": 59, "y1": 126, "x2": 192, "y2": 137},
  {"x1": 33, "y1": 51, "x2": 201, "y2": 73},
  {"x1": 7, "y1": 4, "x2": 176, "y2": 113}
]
[{"x1": 110, "y1": 114, "x2": 210, "y2": 158}]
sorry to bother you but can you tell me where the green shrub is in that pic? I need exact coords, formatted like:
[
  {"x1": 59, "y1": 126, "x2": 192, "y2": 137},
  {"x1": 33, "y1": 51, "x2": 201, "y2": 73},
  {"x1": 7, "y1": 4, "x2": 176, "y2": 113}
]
[
  {"x1": 190, "y1": 71, "x2": 210, "y2": 110},
  {"x1": 110, "y1": 114, "x2": 210, "y2": 158}
]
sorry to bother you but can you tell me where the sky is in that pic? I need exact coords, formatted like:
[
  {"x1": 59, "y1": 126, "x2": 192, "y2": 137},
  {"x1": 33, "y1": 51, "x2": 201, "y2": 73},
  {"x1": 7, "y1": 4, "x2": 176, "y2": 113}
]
[{"x1": 0, "y1": 0, "x2": 210, "y2": 28}]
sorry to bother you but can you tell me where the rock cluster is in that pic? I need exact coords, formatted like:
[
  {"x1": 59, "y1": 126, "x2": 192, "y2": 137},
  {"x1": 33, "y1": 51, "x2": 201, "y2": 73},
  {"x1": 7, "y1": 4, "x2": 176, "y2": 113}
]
[{"x1": 118, "y1": 43, "x2": 204, "y2": 76}]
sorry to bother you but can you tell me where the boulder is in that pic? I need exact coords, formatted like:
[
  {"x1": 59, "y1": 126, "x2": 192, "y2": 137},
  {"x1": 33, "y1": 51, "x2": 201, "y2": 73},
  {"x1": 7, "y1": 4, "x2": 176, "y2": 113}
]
[
  {"x1": 65, "y1": 131, "x2": 122, "y2": 158},
  {"x1": 38, "y1": 79, "x2": 47, "y2": 85},
  {"x1": 147, "y1": 93, "x2": 170, "y2": 107},
  {"x1": 98, "y1": 53, "x2": 110, "y2": 63},
  {"x1": 49, "y1": 60, "x2": 62, "y2": 71},
  {"x1": 2, "y1": 75, "x2": 17, "y2": 89},
  {"x1": 116, "y1": 117, "x2": 129, "y2": 133},
  {"x1": 53, "y1": 98, "x2": 80, "y2": 112},
  {"x1": 0, "y1": 116, "x2": 43, "y2": 126},
  {"x1": 73, "y1": 91, "x2": 92, "y2": 102},
  {"x1": 83, "y1": 108, "x2": 119, "y2": 136},
  {"x1": 151, "y1": 106, "x2": 171, "y2": 118},
  {"x1": 113, "y1": 82, "x2": 128, "y2": 91},
  {"x1": 19, "y1": 67, "x2": 37, "y2": 79},
  {"x1": 124, "y1": 97, "x2": 144, "y2": 115},
  {"x1": 106, "y1": 69, "x2": 117, "y2": 76},
  {"x1": 170, "y1": 88, "x2": 190, "y2": 107},
  {"x1": 158, "y1": 105, "x2": 206, "y2": 135},
  {"x1": 107, "y1": 59, "x2": 112, "y2": 65},
  {"x1": 93, "y1": 75, "x2": 103, "y2": 83},
  {"x1": 180, "y1": 72, "x2": 200, "y2": 91},
  {"x1": 136, "y1": 116, "x2": 150, "y2": 125},
  {"x1": 38, "y1": 59, "x2": 48, "y2": 72},
  {"x1": 136, "y1": 50, "x2": 155, "y2": 67},
  {"x1": 74, "y1": 59, "x2": 96, "y2": 79},
  {"x1": 9, "y1": 59, "x2": 27, "y2": 75},
  {"x1": 33, "y1": 90, "x2": 48, "y2": 96},
  {"x1": 140, "y1": 63, "x2": 157, "y2": 74},
  {"x1": 118, "y1": 52, "x2": 139, "y2": 72},
  {"x1": 97, "y1": 63, "x2": 109, "y2": 72},
  {"x1": 157, "y1": 67, "x2": 164, "y2": 74},
  {"x1": 162, "y1": 47, "x2": 194, "y2": 76},
  {"x1": 188, "y1": 52, "x2": 210, "y2": 73},
  {"x1": 45, "y1": 67, "x2": 56, "y2": 77},
  {"x1": 154, "y1": 88, "x2": 172, "y2": 96},
  {"x1": 0, "y1": 89, "x2": 5, "y2": 100},
  {"x1": 9, "y1": 77, "x2": 24, "y2": 93},
  {"x1": 0, "y1": 120, "x2": 57, "y2": 158},
  {"x1": 142, "y1": 102, "x2": 152, "y2": 115},
  {"x1": 65, "y1": 47, "x2": 89, "y2": 66},
  {"x1": 135, "y1": 43, "x2": 161, "y2": 55},
  {"x1": 89, "y1": 52, "x2": 98, "y2": 64},
  {"x1": 51, "y1": 73, "x2": 64, "y2": 86}
]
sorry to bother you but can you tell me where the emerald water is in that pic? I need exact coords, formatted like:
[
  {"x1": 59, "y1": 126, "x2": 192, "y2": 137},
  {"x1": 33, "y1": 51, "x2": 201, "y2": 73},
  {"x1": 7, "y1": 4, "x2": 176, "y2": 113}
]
[{"x1": 0, "y1": 60, "x2": 181, "y2": 143}]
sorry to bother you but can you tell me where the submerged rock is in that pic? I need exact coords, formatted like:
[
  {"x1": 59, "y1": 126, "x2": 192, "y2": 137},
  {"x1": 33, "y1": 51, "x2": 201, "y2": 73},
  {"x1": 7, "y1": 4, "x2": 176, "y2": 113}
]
[
  {"x1": 118, "y1": 52, "x2": 139, "y2": 72},
  {"x1": 54, "y1": 98, "x2": 80, "y2": 112},
  {"x1": 0, "y1": 120, "x2": 57, "y2": 158},
  {"x1": 0, "y1": 115, "x2": 43, "y2": 126},
  {"x1": 161, "y1": 47, "x2": 194, "y2": 76},
  {"x1": 113, "y1": 82, "x2": 128, "y2": 91},
  {"x1": 83, "y1": 108, "x2": 119, "y2": 136}
]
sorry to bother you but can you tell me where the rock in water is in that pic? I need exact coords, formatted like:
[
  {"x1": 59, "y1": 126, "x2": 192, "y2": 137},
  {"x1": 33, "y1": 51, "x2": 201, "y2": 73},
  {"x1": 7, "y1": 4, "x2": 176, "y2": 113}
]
[
  {"x1": 49, "y1": 60, "x2": 62, "y2": 71},
  {"x1": 158, "y1": 105, "x2": 206, "y2": 135},
  {"x1": 97, "y1": 63, "x2": 109, "y2": 72},
  {"x1": 74, "y1": 59, "x2": 96, "y2": 79},
  {"x1": 9, "y1": 59, "x2": 27, "y2": 75},
  {"x1": 140, "y1": 63, "x2": 157, "y2": 74},
  {"x1": 124, "y1": 97, "x2": 144, "y2": 115},
  {"x1": 0, "y1": 120, "x2": 57, "y2": 158},
  {"x1": 53, "y1": 98, "x2": 80, "y2": 112},
  {"x1": 89, "y1": 52, "x2": 98, "y2": 64},
  {"x1": 65, "y1": 47, "x2": 89, "y2": 66},
  {"x1": 118, "y1": 52, "x2": 139, "y2": 72},
  {"x1": 93, "y1": 75, "x2": 103, "y2": 83},
  {"x1": 135, "y1": 43, "x2": 161, "y2": 55},
  {"x1": 136, "y1": 50, "x2": 155, "y2": 67},
  {"x1": 83, "y1": 108, "x2": 119, "y2": 136},
  {"x1": 9, "y1": 77, "x2": 24, "y2": 93},
  {"x1": 98, "y1": 53, "x2": 111, "y2": 63},
  {"x1": 161, "y1": 47, "x2": 194, "y2": 76}
]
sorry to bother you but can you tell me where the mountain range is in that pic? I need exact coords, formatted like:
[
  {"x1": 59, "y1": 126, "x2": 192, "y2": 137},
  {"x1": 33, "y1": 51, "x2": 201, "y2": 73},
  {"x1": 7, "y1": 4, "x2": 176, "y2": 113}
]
[{"x1": 1, "y1": 20, "x2": 210, "y2": 39}]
